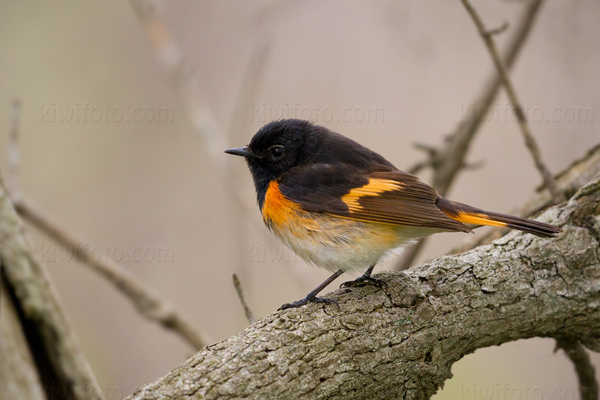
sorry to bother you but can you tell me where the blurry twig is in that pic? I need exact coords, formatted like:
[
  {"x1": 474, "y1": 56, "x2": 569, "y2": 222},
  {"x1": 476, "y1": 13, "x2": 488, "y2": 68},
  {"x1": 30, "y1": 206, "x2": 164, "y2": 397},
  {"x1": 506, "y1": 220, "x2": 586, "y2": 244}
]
[
  {"x1": 461, "y1": 0, "x2": 563, "y2": 202},
  {"x1": 228, "y1": 36, "x2": 271, "y2": 143},
  {"x1": 8, "y1": 99, "x2": 22, "y2": 202},
  {"x1": 555, "y1": 338, "x2": 599, "y2": 400},
  {"x1": 7, "y1": 96, "x2": 211, "y2": 350},
  {"x1": 450, "y1": 143, "x2": 600, "y2": 254},
  {"x1": 129, "y1": 0, "x2": 260, "y2": 220},
  {"x1": 14, "y1": 198, "x2": 213, "y2": 350},
  {"x1": 130, "y1": 0, "x2": 225, "y2": 167},
  {"x1": 395, "y1": 0, "x2": 544, "y2": 270},
  {"x1": 129, "y1": 0, "x2": 318, "y2": 302},
  {"x1": 233, "y1": 273, "x2": 255, "y2": 324}
]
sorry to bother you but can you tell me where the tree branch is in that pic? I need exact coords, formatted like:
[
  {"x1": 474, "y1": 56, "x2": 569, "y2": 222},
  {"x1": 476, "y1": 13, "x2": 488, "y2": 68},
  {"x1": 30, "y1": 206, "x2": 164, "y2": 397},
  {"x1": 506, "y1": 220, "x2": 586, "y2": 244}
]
[
  {"x1": 0, "y1": 280, "x2": 46, "y2": 400},
  {"x1": 461, "y1": 0, "x2": 562, "y2": 202},
  {"x1": 0, "y1": 176, "x2": 104, "y2": 400},
  {"x1": 125, "y1": 172, "x2": 600, "y2": 400},
  {"x1": 8, "y1": 99, "x2": 22, "y2": 203},
  {"x1": 128, "y1": 0, "x2": 260, "y2": 223},
  {"x1": 555, "y1": 338, "x2": 598, "y2": 400},
  {"x1": 452, "y1": 143, "x2": 600, "y2": 254},
  {"x1": 233, "y1": 273, "x2": 256, "y2": 324},
  {"x1": 395, "y1": 0, "x2": 544, "y2": 270},
  {"x1": 13, "y1": 197, "x2": 212, "y2": 351}
]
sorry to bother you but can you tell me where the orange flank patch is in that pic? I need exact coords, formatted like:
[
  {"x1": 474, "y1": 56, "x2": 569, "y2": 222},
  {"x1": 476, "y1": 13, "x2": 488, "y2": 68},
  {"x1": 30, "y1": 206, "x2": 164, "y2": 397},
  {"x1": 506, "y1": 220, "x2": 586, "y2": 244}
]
[
  {"x1": 341, "y1": 178, "x2": 404, "y2": 212},
  {"x1": 262, "y1": 181, "x2": 301, "y2": 227},
  {"x1": 451, "y1": 211, "x2": 507, "y2": 227}
]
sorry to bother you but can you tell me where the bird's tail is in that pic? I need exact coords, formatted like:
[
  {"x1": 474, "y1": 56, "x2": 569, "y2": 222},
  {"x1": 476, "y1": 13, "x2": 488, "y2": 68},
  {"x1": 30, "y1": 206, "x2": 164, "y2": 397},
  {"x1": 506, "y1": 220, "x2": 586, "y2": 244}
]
[{"x1": 435, "y1": 197, "x2": 562, "y2": 238}]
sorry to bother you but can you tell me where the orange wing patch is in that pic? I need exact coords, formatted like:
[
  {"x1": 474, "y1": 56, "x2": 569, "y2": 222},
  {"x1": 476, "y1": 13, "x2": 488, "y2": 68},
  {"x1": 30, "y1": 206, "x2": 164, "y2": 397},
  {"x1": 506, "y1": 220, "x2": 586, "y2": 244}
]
[
  {"x1": 449, "y1": 211, "x2": 507, "y2": 228},
  {"x1": 341, "y1": 178, "x2": 404, "y2": 212}
]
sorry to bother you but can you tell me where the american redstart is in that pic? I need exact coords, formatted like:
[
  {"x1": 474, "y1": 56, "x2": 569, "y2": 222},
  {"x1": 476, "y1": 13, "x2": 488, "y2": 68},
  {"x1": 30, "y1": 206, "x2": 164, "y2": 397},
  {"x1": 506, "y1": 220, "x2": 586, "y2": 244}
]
[{"x1": 226, "y1": 119, "x2": 561, "y2": 310}]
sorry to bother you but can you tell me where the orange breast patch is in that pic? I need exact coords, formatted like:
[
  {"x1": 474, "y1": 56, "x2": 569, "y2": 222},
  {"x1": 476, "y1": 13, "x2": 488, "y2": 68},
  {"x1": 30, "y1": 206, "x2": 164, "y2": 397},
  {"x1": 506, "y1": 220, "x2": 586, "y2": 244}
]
[{"x1": 262, "y1": 181, "x2": 300, "y2": 228}]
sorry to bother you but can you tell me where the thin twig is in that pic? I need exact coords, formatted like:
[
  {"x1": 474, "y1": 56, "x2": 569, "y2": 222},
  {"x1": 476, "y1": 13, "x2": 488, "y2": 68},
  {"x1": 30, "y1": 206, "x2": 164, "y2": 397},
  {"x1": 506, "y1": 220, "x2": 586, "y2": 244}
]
[
  {"x1": 461, "y1": 0, "x2": 563, "y2": 203},
  {"x1": 395, "y1": 0, "x2": 545, "y2": 270},
  {"x1": 227, "y1": 36, "x2": 271, "y2": 143},
  {"x1": 555, "y1": 338, "x2": 599, "y2": 400},
  {"x1": 232, "y1": 273, "x2": 256, "y2": 324},
  {"x1": 129, "y1": 0, "x2": 317, "y2": 301},
  {"x1": 8, "y1": 99, "x2": 22, "y2": 203},
  {"x1": 485, "y1": 21, "x2": 509, "y2": 36},
  {"x1": 450, "y1": 143, "x2": 600, "y2": 254},
  {"x1": 226, "y1": 35, "x2": 272, "y2": 292},
  {"x1": 14, "y1": 198, "x2": 212, "y2": 350},
  {"x1": 129, "y1": 0, "x2": 260, "y2": 221}
]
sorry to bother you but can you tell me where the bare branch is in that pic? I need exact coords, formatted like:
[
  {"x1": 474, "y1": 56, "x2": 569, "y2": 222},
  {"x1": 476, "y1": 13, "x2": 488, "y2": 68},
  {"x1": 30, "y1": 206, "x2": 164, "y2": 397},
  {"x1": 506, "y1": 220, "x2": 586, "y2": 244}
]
[
  {"x1": 0, "y1": 176, "x2": 104, "y2": 400},
  {"x1": 0, "y1": 281, "x2": 46, "y2": 400},
  {"x1": 233, "y1": 273, "x2": 256, "y2": 324},
  {"x1": 555, "y1": 338, "x2": 599, "y2": 400},
  {"x1": 461, "y1": 0, "x2": 563, "y2": 202},
  {"x1": 228, "y1": 36, "x2": 271, "y2": 142},
  {"x1": 14, "y1": 197, "x2": 212, "y2": 351},
  {"x1": 8, "y1": 99, "x2": 22, "y2": 202},
  {"x1": 484, "y1": 21, "x2": 509, "y2": 36},
  {"x1": 128, "y1": 0, "x2": 260, "y2": 221},
  {"x1": 451, "y1": 144, "x2": 600, "y2": 255},
  {"x1": 395, "y1": 0, "x2": 545, "y2": 270}
]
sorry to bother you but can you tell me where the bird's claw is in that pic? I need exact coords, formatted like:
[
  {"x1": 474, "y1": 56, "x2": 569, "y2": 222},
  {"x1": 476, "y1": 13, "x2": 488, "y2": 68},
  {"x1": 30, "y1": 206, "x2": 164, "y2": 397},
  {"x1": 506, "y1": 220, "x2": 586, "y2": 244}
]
[
  {"x1": 278, "y1": 295, "x2": 339, "y2": 311},
  {"x1": 340, "y1": 275, "x2": 388, "y2": 292}
]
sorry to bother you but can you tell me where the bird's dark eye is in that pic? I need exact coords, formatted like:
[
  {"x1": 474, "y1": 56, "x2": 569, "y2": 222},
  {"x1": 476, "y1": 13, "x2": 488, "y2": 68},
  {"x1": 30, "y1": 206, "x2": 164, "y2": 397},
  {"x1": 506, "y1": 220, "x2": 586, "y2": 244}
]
[{"x1": 269, "y1": 145, "x2": 285, "y2": 160}]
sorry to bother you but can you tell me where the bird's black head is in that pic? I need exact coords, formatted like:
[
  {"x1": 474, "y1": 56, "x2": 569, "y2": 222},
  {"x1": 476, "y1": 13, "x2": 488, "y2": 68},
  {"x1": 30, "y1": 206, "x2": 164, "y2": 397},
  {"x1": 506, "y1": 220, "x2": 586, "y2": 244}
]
[
  {"x1": 225, "y1": 119, "x2": 317, "y2": 204},
  {"x1": 226, "y1": 118, "x2": 396, "y2": 208}
]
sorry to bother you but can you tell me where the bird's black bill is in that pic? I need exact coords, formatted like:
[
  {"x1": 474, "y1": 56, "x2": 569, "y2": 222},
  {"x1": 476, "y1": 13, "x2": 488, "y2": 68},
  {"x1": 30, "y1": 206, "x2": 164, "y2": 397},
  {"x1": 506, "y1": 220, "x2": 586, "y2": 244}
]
[{"x1": 225, "y1": 146, "x2": 255, "y2": 158}]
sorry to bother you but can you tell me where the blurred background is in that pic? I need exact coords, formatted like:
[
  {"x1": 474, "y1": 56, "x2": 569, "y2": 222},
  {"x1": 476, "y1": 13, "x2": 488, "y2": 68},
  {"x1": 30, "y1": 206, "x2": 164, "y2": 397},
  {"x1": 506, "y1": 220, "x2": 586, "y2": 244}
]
[{"x1": 1, "y1": 0, "x2": 599, "y2": 398}]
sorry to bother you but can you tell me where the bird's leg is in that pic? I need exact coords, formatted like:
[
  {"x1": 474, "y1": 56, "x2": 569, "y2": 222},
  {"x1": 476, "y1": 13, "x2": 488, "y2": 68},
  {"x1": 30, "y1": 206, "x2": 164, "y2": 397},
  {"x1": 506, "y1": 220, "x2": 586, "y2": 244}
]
[
  {"x1": 279, "y1": 269, "x2": 344, "y2": 311},
  {"x1": 340, "y1": 264, "x2": 388, "y2": 291}
]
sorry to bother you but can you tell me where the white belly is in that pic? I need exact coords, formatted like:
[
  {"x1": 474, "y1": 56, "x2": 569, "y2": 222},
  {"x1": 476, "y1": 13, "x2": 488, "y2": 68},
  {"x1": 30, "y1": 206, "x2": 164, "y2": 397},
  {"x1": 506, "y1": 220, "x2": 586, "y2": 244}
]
[{"x1": 269, "y1": 212, "x2": 439, "y2": 272}]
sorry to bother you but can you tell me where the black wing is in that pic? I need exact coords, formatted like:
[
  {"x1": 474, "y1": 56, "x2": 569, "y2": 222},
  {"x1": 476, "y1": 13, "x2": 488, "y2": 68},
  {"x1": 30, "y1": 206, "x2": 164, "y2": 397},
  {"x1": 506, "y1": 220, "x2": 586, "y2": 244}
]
[{"x1": 278, "y1": 163, "x2": 471, "y2": 233}]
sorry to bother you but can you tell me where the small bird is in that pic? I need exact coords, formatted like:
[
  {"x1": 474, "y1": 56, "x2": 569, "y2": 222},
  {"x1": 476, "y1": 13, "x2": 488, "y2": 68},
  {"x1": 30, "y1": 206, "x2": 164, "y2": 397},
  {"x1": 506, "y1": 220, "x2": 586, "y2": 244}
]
[{"x1": 226, "y1": 119, "x2": 561, "y2": 310}]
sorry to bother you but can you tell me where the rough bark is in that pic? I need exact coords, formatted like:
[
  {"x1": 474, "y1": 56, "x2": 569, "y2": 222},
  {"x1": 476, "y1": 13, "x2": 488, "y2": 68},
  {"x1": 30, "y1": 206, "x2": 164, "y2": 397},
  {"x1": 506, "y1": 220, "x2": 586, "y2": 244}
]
[
  {"x1": 0, "y1": 281, "x2": 45, "y2": 400},
  {"x1": 126, "y1": 174, "x2": 600, "y2": 400},
  {"x1": 0, "y1": 174, "x2": 104, "y2": 400}
]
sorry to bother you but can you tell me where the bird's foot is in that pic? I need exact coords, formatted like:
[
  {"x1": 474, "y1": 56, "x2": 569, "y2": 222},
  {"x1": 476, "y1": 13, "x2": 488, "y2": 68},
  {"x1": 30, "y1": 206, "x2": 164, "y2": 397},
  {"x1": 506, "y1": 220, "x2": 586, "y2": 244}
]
[
  {"x1": 340, "y1": 275, "x2": 388, "y2": 292},
  {"x1": 278, "y1": 294, "x2": 339, "y2": 311}
]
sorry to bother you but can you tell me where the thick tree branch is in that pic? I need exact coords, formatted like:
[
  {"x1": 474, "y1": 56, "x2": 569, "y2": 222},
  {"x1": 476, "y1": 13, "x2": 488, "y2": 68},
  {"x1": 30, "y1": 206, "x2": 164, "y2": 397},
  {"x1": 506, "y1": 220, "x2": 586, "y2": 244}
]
[
  {"x1": 126, "y1": 172, "x2": 600, "y2": 400},
  {"x1": 0, "y1": 281, "x2": 46, "y2": 400},
  {"x1": 395, "y1": 0, "x2": 544, "y2": 270},
  {"x1": 0, "y1": 176, "x2": 104, "y2": 400}
]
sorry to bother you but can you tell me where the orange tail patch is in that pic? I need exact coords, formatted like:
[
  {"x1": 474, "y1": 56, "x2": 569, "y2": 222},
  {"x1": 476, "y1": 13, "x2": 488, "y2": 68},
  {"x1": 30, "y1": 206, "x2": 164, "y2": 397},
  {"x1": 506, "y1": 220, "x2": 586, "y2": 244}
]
[
  {"x1": 449, "y1": 211, "x2": 507, "y2": 228},
  {"x1": 435, "y1": 197, "x2": 562, "y2": 238}
]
